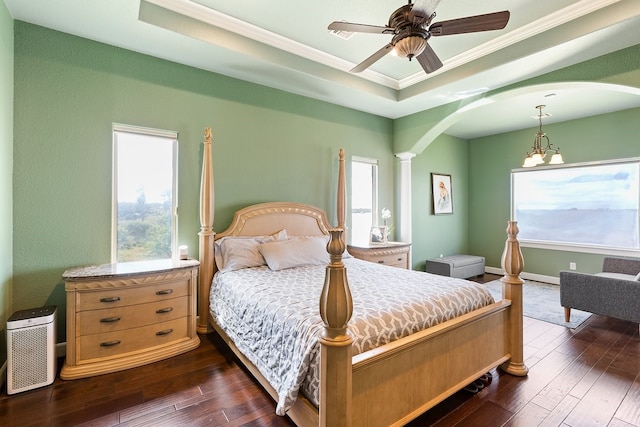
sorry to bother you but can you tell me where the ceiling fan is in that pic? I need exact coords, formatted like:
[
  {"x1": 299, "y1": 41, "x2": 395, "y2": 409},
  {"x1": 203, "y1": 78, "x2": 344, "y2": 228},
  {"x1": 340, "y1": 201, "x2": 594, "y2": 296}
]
[{"x1": 328, "y1": 0, "x2": 510, "y2": 74}]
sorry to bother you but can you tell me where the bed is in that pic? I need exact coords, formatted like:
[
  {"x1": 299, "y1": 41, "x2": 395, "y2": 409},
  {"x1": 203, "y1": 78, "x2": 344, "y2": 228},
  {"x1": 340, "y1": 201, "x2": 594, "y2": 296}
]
[{"x1": 196, "y1": 128, "x2": 528, "y2": 426}]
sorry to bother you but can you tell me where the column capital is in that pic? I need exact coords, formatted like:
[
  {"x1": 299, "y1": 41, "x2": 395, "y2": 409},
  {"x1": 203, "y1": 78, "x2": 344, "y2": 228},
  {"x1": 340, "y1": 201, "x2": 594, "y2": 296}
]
[{"x1": 395, "y1": 152, "x2": 416, "y2": 161}]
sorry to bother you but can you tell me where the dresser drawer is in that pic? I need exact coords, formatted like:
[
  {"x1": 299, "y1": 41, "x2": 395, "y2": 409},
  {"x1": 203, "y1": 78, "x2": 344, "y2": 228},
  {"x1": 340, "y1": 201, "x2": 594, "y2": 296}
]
[
  {"x1": 77, "y1": 317, "x2": 188, "y2": 363},
  {"x1": 77, "y1": 296, "x2": 188, "y2": 336},
  {"x1": 372, "y1": 252, "x2": 408, "y2": 268},
  {"x1": 76, "y1": 280, "x2": 189, "y2": 311}
]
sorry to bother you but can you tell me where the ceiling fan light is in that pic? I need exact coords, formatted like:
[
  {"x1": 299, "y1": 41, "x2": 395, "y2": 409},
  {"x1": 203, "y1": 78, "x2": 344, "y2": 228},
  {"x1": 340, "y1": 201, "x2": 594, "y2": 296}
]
[{"x1": 394, "y1": 36, "x2": 426, "y2": 59}]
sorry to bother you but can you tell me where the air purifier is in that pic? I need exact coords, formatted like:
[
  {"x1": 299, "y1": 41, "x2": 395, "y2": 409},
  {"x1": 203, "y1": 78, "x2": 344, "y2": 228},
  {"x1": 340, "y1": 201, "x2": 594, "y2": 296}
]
[{"x1": 6, "y1": 306, "x2": 57, "y2": 395}]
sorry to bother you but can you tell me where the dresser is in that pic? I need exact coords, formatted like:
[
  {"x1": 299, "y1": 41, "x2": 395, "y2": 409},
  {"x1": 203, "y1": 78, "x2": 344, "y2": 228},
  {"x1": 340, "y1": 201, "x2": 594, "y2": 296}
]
[
  {"x1": 347, "y1": 242, "x2": 411, "y2": 269},
  {"x1": 61, "y1": 259, "x2": 200, "y2": 380}
]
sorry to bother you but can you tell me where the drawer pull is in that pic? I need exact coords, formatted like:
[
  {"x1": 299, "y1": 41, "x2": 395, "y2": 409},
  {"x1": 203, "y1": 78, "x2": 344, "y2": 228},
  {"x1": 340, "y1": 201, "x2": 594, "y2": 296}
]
[
  {"x1": 156, "y1": 289, "x2": 173, "y2": 296},
  {"x1": 100, "y1": 296, "x2": 121, "y2": 303},
  {"x1": 156, "y1": 328, "x2": 174, "y2": 336},
  {"x1": 100, "y1": 340, "x2": 121, "y2": 347},
  {"x1": 156, "y1": 307, "x2": 173, "y2": 314},
  {"x1": 397, "y1": 257, "x2": 403, "y2": 261},
  {"x1": 378, "y1": 260, "x2": 385, "y2": 264},
  {"x1": 99, "y1": 316, "x2": 121, "y2": 323}
]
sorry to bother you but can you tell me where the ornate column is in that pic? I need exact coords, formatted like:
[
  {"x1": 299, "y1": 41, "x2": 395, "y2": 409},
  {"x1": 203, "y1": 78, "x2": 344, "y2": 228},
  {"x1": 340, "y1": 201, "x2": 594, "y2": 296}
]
[
  {"x1": 319, "y1": 228, "x2": 353, "y2": 427},
  {"x1": 198, "y1": 128, "x2": 215, "y2": 334},
  {"x1": 395, "y1": 152, "x2": 415, "y2": 265},
  {"x1": 500, "y1": 220, "x2": 529, "y2": 376}
]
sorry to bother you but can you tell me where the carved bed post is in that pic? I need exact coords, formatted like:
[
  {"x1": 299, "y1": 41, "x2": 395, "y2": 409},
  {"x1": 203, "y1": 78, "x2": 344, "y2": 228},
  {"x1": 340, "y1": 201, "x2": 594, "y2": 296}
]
[
  {"x1": 317, "y1": 149, "x2": 352, "y2": 426},
  {"x1": 319, "y1": 228, "x2": 353, "y2": 427},
  {"x1": 198, "y1": 127, "x2": 215, "y2": 334},
  {"x1": 500, "y1": 220, "x2": 529, "y2": 376},
  {"x1": 337, "y1": 148, "x2": 346, "y2": 231}
]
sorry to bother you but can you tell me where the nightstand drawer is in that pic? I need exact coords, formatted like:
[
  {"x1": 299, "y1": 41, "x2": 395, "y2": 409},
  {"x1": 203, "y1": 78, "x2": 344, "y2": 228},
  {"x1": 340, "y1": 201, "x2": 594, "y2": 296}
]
[
  {"x1": 372, "y1": 252, "x2": 408, "y2": 267},
  {"x1": 348, "y1": 242, "x2": 411, "y2": 269},
  {"x1": 77, "y1": 317, "x2": 188, "y2": 363},
  {"x1": 77, "y1": 296, "x2": 188, "y2": 336}
]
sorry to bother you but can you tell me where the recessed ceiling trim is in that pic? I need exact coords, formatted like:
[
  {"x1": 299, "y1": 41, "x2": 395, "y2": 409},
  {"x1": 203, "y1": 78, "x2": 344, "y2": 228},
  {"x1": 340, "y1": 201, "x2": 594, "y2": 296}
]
[
  {"x1": 398, "y1": 0, "x2": 625, "y2": 89},
  {"x1": 147, "y1": 0, "x2": 628, "y2": 94},
  {"x1": 144, "y1": 0, "x2": 401, "y2": 89}
]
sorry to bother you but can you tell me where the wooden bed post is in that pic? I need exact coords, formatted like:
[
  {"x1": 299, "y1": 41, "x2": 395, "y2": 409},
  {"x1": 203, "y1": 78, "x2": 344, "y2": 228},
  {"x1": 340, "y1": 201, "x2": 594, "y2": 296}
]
[
  {"x1": 198, "y1": 127, "x2": 215, "y2": 334},
  {"x1": 499, "y1": 220, "x2": 529, "y2": 376},
  {"x1": 319, "y1": 228, "x2": 353, "y2": 427},
  {"x1": 317, "y1": 149, "x2": 352, "y2": 426},
  {"x1": 337, "y1": 148, "x2": 346, "y2": 231}
]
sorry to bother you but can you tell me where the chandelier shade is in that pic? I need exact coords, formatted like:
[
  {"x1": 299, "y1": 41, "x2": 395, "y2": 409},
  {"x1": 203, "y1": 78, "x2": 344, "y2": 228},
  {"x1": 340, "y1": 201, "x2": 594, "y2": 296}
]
[{"x1": 522, "y1": 105, "x2": 564, "y2": 168}]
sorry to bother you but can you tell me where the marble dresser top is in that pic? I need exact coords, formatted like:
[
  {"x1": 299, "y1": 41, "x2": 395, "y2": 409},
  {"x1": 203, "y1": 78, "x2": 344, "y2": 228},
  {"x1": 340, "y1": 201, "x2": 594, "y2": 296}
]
[{"x1": 63, "y1": 258, "x2": 200, "y2": 279}]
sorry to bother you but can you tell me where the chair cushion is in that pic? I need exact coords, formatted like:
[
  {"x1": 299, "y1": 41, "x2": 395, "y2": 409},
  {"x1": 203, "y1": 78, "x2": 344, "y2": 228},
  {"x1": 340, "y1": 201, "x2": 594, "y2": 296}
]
[{"x1": 594, "y1": 272, "x2": 637, "y2": 281}]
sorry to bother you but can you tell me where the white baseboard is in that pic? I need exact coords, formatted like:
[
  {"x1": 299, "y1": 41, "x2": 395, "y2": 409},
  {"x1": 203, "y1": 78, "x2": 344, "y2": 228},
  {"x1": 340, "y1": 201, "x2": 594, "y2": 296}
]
[{"x1": 485, "y1": 266, "x2": 559, "y2": 285}]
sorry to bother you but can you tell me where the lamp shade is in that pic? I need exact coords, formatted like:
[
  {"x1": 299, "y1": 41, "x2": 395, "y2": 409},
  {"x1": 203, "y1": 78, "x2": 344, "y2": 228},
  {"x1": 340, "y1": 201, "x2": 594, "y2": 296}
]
[
  {"x1": 549, "y1": 152, "x2": 564, "y2": 165},
  {"x1": 394, "y1": 36, "x2": 426, "y2": 58},
  {"x1": 522, "y1": 156, "x2": 536, "y2": 168}
]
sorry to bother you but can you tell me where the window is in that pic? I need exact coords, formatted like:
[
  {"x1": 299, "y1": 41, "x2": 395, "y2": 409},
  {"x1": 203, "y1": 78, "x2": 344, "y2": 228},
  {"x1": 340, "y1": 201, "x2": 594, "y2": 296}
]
[
  {"x1": 351, "y1": 157, "x2": 378, "y2": 244},
  {"x1": 112, "y1": 124, "x2": 178, "y2": 263},
  {"x1": 511, "y1": 158, "x2": 640, "y2": 254}
]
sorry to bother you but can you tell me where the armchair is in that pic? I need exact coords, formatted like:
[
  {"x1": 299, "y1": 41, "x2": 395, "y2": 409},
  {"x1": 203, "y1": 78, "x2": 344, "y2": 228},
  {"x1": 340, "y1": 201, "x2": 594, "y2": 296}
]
[{"x1": 559, "y1": 256, "x2": 640, "y2": 331}]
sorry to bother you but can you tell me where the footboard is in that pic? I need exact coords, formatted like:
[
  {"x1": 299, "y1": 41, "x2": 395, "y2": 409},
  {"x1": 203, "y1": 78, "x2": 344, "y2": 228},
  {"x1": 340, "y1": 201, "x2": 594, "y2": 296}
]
[
  {"x1": 351, "y1": 300, "x2": 511, "y2": 426},
  {"x1": 319, "y1": 220, "x2": 527, "y2": 426}
]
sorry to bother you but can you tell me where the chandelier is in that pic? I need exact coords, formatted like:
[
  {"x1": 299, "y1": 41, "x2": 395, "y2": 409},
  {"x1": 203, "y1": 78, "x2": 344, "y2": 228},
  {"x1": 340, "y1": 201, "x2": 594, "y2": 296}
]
[{"x1": 522, "y1": 105, "x2": 564, "y2": 167}]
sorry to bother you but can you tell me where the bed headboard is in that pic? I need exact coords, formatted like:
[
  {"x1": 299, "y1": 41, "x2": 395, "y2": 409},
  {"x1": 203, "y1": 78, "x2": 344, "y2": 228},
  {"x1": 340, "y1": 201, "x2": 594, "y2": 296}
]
[
  {"x1": 215, "y1": 202, "x2": 331, "y2": 240},
  {"x1": 197, "y1": 127, "x2": 346, "y2": 333}
]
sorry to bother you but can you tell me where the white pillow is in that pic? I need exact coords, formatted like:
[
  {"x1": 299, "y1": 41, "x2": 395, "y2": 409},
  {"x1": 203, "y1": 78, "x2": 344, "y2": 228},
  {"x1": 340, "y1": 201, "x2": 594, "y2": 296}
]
[
  {"x1": 635, "y1": 272, "x2": 640, "y2": 281},
  {"x1": 215, "y1": 229, "x2": 287, "y2": 272},
  {"x1": 258, "y1": 236, "x2": 329, "y2": 271}
]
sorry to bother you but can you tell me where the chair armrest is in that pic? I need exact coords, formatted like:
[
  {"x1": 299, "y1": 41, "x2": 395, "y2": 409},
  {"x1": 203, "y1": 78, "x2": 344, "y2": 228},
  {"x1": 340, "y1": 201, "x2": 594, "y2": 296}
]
[{"x1": 602, "y1": 256, "x2": 640, "y2": 275}]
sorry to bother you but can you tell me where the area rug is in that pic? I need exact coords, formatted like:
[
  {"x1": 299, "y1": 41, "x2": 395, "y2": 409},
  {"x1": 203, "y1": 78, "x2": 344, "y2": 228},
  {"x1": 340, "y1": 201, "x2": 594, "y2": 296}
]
[{"x1": 483, "y1": 280, "x2": 592, "y2": 329}]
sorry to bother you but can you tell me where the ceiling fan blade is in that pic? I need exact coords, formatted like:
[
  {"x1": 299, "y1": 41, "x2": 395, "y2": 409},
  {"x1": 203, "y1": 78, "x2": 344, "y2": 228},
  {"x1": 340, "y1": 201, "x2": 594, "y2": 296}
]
[
  {"x1": 430, "y1": 11, "x2": 510, "y2": 36},
  {"x1": 328, "y1": 21, "x2": 394, "y2": 35},
  {"x1": 350, "y1": 43, "x2": 394, "y2": 73},
  {"x1": 409, "y1": 0, "x2": 442, "y2": 25},
  {"x1": 416, "y1": 43, "x2": 443, "y2": 73}
]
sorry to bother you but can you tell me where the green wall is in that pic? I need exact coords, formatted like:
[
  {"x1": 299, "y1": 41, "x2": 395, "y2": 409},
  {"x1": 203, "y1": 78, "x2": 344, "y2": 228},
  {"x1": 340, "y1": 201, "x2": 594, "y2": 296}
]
[
  {"x1": 12, "y1": 22, "x2": 394, "y2": 340},
  {"x1": 468, "y1": 107, "x2": 640, "y2": 276},
  {"x1": 0, "y1": 0, "x2": 14, "y2": 366},
  {"x1": 410, "y1": 133, "x2": 470, "y2": 270}
]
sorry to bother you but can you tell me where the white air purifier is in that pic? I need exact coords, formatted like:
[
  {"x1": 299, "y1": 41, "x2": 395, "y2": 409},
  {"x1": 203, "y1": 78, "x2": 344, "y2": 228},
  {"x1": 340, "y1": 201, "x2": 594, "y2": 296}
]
[{"x1": 6, "y1": 306, "x2": 57, "y2": 395}]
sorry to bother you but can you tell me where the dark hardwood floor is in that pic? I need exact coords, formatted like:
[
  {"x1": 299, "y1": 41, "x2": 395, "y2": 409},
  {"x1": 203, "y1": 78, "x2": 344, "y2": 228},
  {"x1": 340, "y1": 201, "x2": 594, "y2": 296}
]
[{"x1": 2, "y1": 274, "x2": 639, "y2": 426}]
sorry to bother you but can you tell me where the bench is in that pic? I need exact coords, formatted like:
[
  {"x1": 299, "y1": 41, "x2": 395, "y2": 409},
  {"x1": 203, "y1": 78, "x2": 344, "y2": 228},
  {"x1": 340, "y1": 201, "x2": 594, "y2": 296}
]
[{"x1": 425, "y1": 255, "x2": 485, "y2": 279}]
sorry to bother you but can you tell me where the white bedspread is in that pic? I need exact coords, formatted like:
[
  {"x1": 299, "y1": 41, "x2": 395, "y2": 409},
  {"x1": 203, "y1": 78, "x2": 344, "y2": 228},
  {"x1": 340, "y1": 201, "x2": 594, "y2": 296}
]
[{"x1": 209, "y1": 257, "x2": 494, "y2": 415}]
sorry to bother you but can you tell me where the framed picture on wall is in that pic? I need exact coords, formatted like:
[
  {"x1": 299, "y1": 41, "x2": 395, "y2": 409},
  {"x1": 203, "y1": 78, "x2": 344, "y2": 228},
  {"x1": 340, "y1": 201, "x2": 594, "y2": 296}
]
[{"x1": 431, "y1": 173, "x2": 453, "y2": 215}]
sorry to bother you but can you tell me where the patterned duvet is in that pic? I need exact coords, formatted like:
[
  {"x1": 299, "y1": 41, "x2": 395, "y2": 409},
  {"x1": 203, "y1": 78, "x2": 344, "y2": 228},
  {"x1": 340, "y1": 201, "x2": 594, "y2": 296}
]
[{"x1": 209, "y1": 257, "x2": 494, "y2": 415}]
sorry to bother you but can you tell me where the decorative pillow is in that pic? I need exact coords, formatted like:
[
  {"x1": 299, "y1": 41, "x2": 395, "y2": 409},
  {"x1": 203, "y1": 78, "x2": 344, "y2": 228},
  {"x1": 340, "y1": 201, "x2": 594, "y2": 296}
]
[
  {"x1": 635, "y1": 272, "x2": 640, "y2": 281},
  {"x1": 215, "y1": 229, "x2": 287, "y2": 272},
  {"x1": 258, "y1": 236, "x2": 329, "y2": 271}
]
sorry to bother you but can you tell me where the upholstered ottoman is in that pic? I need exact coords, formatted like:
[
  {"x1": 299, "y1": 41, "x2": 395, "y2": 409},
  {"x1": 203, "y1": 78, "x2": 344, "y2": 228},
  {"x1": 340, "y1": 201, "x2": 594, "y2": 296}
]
[{"x1": 425, "y1": 255, "x2": 485, "y2": 279}]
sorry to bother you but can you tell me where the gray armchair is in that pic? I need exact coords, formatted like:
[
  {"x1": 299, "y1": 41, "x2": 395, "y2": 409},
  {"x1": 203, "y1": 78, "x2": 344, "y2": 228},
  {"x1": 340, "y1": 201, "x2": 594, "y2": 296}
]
[{"x1": 559, "y1": 256, "x2": 640, "y2": 330}]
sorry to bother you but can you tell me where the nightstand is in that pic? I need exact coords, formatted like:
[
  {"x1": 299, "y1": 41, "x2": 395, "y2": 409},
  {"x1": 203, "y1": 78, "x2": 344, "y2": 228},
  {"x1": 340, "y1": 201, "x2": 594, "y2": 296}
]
[
  {"x1": 61, "y1": 259, "x2": 200, "y2": 380},
  {"x1": 347, "y1": 242, "x2": 411, "y2": 269}
]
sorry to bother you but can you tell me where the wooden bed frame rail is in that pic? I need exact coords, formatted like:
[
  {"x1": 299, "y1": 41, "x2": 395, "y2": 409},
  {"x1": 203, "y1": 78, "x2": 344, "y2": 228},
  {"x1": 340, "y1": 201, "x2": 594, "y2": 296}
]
[{"x1": 197, "y1": 128, "x2": 528, "y2": 426}]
